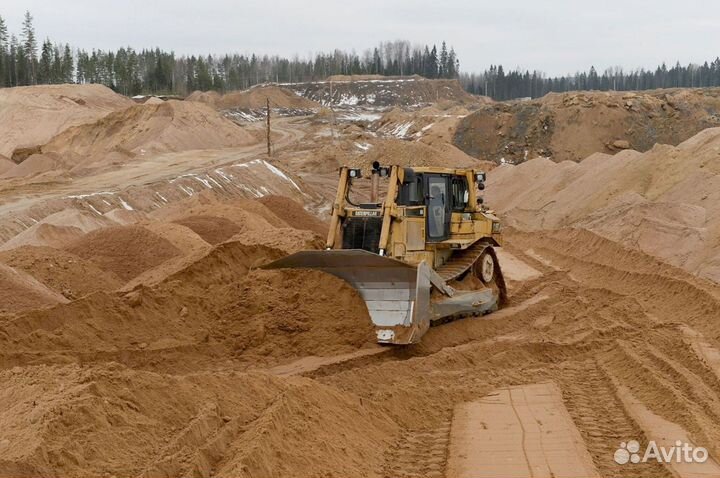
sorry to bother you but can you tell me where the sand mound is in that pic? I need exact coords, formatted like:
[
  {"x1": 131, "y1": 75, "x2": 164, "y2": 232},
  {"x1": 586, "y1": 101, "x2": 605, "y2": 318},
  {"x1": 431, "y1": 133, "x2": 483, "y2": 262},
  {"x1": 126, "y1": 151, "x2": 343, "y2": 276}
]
[
  {"x1": 1, "y1": 223, "x2": 83, "y2": 251},
  {"x1": 145, "y1": 222, "x2": 212, "y2": 256},
  {"x1": 185, "y1": 89, "x2": 222, "y2": 105},
  {"x1": 33, "y1": 100, "x2": 256, "y2": 174},
  {"x1": 143, "y1": 96, "x2": 164, "y2": 105},
  {"x1": 102, "y1": 208, "x2": 146, "y2": 225},
  {"x1": 219, "y1": 85, "x2": 319, "y2": 110},
  {"x1": 157, "y1": 195, "x2": 291, "y2": 231},
  {"x1": 349, "y1": 138, "x2": 487, "y2": 173},
  {"x1": 230, "y1": 227, "x2": 323, "y2": 254},
  {"x1": 0, "y1": 246, "x2": 122, "y2": 299},
  {"x1": 0, "y1": 240, "x2": 373, "y2": 371},
  {"x1": 188, "y1": 86, "x2": 319, "y2": 110},
  {"x1": 258, "y1": 195, "x2": 328, "y2": 236},
  {"x1": 64, "y1": 225, "x2": 181, "y2": 282},
  {"x1": 215, "y1": 267, "x2": 376, "y2": 357},
  {"x1": 0, "y1": 154, "x2": 14, "y2": 174},
  {"x1": 1, "y1": 152, "x2": 61, "y2": 178},
  {"x1": 0, "y1": 209, "x2": 114, "y2": 251},
  {"x1": 0, "y1": 262, "x2": 68, "y2": 313},
  {"x1": 0, "y1": 363, "x2": 396, "y2": 478},
  {"x1": 172, "y1": 215, "x2": 242, "y2": 245},
  {"x1": 486, "y1": 127, "x2": 720, "y2": 282},
  {"x1": 0, "y1": 84, "x2": 133, "y2": 158},
  {"x1": 455, "y1": 88, "x2": 720, "y2": 163},
  {"x1": 122, "y1": 222, "x2": 213, "y2": 289}
]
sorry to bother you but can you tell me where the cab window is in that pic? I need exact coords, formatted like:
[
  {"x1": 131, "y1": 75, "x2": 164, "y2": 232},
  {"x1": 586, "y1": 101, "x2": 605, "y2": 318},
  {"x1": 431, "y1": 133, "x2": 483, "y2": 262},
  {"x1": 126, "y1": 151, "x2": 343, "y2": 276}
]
[{"x1": 451, "y1": 177, "x2": 468, "y2": 211}]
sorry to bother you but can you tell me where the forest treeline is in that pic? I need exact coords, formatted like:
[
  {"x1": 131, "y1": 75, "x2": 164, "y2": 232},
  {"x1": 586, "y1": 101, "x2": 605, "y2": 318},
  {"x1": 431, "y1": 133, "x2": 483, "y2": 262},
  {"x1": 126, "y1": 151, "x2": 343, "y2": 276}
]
[
  {"x1": 460, "y1": 61, "x2": 720, "y2": 100},
  {"x1": 0, "y1": 12, "x2": 458, "y2": 95},
  {"x1": 2, "y1": 11, "x2": 720, "y2": 100}
]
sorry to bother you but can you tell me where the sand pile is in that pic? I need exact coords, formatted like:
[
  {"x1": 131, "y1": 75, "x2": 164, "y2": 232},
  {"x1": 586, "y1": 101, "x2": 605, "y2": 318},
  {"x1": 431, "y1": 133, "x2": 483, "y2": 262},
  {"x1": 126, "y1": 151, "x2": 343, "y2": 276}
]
[
  {"x1": 0, "y1": 84, "x2": 133, "y2": 158},
  {"x1": 486, "y1": 126, "x2": 720, "y2": 281},
  {"x1": 0, "y1": 154, "x2": 14, "y2": 174},
  {"x1": 172, "y1": 215, "x2": 242, "y2": 245},
  {"x1": 0, "y1": 262, "x2": 68, "y2": 313},
  {"x1": 143, "y1": 96, "x2": 165, "y2": 105},
  {"x1": 64, "y1": 225, "x2": 181, "y2": 282},
  {"x1": 348, "y1": 138, "x2": 489, "y2": 173},
  {"x1": 230, "y1": 228, "x2": 322, "y2": 254},
  {"x1": 218, "y1": 268, "x2": 375, "y2": 357},
  {"x1": 160, "y1": 196, "x2": 325, "y2": 253},
  {"x1": 0, "y1": 246, "x2": 122, "y2": 299},
  {"x1": 188, "y1": 86, "x2": 319, "y2": 110},
  {"x1": 0, "y1": 209, "x2": 115, "y2": 251},
  {"x1": 185, "y1": 89, "x2": 221, "y2": 105},
  {"x1": 258, "y1": 195, "x2": 328, "y2": 236},
  {"x1": 218, "y1": 85, "x2": 319, "y2": 110},
  {"x1": 0, "y1": 363, "x2": 396, "y2": 478},
  {"x1": 374, "y1": 103, "x2": 473, "y2": 145},
  {"x1": 0, "y1": 239, "x2": 374, "y2": 371},
  {"x1": 455, "y1": 88, "x2": 720, "y2": 163},
  {"x1": 31, "y1": 100, "x2": 256, "y2": 174}
]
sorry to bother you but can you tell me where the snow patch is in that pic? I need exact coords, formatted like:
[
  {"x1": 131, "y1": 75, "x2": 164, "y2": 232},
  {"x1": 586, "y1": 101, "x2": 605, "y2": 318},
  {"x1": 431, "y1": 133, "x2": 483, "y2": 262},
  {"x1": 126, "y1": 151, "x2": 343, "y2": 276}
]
[{"x1": 118, "y1": 197, "x2": 134, "y2": 211}]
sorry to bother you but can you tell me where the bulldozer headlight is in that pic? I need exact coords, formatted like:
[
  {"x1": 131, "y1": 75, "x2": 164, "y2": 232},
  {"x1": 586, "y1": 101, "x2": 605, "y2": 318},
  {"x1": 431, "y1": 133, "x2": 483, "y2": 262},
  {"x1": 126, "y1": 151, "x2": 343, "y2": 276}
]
[
  {"x1": 492, "y1": 221, "x2": 501, "y2": 233},
  {"x1": 348, "y1": 168, "x2": 362, "y2": 179},
  {"x1": 379, "y1": 167, "x2": 390, "y2": 177},
  {"x1": 475, "y1": 172, "x2": 486, "y2": 183}
]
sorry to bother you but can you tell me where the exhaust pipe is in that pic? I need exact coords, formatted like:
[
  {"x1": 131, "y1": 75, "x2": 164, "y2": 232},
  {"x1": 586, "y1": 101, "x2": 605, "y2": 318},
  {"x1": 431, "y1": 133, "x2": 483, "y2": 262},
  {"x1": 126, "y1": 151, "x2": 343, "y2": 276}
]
[{"x1": 370, "y1": 161, "x2": 380, "y2": 203}]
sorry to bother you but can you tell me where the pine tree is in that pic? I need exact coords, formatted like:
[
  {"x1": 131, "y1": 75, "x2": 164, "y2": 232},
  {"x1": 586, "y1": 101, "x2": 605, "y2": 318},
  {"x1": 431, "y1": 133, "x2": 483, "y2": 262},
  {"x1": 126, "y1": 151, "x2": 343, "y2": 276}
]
[
  {"x1": 0, "y1": 15, "x2": 7, "y2": 87},
  {"x1": 61, "y1": 44, "x2": 73, "y2": 83},
  {"x1": 427, "y1": 45, "x2": 438, "y2": 79},
  {"x1": 447, "y1": 47, "x2": 458, "y2": 78},
  {"x1": 9, "y1": 35, "x2": 19, "y2": 86},
  {"x1": 439, "y1": 41, "x2": 448, "y2": 78},
  {"x1": 39, "y1": 39, "x2": 52, "y2": 83},
  {"x1": 21, "y1": 10, "x2": 37, "y2": 84}
]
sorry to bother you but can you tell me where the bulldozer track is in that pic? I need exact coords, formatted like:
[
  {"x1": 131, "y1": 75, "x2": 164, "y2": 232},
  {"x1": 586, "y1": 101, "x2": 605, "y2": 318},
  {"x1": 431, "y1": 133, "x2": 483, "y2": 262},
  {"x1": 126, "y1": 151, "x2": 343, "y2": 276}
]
[
  {"x1": 435, "y1": 241, "x2": 508, "y2": 306},
  {"x1": 435, "y1": 241, "x2": 491, "y2": 281},
  {"x1": 382, "y1": 422, "x2": 451, "y2": 478}
]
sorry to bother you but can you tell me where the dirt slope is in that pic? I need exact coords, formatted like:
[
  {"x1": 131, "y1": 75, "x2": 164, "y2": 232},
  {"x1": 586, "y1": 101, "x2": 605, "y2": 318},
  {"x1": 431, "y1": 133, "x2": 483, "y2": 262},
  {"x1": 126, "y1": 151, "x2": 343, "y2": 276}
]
[
  {"x1": 291, "y1": 76, "x2": 487, "y2": 107},
  {"x1": 0, "y1": 84, "x2": 133, "y2": 158},
  {"x1": 188, "y1": 85, "x2": 319, "y2": 110},
  {"x1": 485, "y1": 126, "x2": 720, "y2": 282},
  {"x1": 0, "y1": 262, "x2": 69, "y2": 313},
  {"x1": 0, "y1": 246, "x2": 123, "y2": 299},
  {"x1": 27, "y1": 100, "x2": 256, "y2": 175},
  {"x1": 64, "y1": 225, "x2": 182, "y2": 282},
  {"x1": 455, "y1": 88, "x2": 720, "y2": 163},
  {"x1": 258, "y1": 195, "x2": 328, "y2": 236}
]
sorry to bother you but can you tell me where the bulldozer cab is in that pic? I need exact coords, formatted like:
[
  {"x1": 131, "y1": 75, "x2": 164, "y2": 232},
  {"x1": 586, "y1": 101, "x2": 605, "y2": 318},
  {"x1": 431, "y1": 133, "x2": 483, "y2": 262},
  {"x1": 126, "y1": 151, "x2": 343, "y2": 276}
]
[
  {"x1": 263, "y1": 163, "x2": 505, "y2": 345},
  {"x1": 332, "y1": 165, "x2": 497, "y2": 258}
]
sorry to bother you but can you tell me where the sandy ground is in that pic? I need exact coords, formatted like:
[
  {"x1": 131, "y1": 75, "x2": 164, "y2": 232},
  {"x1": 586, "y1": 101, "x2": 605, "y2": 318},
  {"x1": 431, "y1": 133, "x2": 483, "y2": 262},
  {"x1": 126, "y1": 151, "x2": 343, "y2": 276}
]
[{"x1": 3, "y1": 82, "x2": 720, "y2": 478}]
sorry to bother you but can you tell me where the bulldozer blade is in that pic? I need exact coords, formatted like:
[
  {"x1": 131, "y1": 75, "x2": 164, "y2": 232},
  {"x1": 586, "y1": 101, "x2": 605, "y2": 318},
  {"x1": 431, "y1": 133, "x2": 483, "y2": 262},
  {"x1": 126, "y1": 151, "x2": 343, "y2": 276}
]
[{"x1": 262, "y1": 250, "x2": 431, "y2": 344}]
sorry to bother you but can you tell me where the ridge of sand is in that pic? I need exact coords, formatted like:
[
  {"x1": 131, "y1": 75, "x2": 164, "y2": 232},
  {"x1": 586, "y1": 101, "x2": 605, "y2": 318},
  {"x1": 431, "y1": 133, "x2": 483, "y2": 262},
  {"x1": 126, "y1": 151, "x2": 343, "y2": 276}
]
[
  {"x1": 455, "y1": 88, "x2": 720, "y2": 163},
  {"x1": 11, "y1": 100, "x2": 258, "y2": 177},
  {"x1": 0, "y1": 83, "x2": 133, "y2": 158},
  {"x1": 486, "y1": 127, "x2": 720, "y2": 282},
  {"x1": 188, "y1": 85, "x2": 319, "y2": 110}
]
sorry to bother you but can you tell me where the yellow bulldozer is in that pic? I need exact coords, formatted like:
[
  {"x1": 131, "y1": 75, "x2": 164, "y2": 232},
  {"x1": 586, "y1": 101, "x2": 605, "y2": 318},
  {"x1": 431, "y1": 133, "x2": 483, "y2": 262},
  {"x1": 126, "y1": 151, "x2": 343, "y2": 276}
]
[{"x1": 263, "y1": 162, "x2": 506, "y2": 345}]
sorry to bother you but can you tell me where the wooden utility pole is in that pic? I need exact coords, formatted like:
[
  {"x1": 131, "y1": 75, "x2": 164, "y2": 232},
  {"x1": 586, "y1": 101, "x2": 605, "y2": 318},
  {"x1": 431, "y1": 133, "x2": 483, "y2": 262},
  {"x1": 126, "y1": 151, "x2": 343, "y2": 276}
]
[{"x1": 266, "y1": 98, "x2": 271, "y2": 156}]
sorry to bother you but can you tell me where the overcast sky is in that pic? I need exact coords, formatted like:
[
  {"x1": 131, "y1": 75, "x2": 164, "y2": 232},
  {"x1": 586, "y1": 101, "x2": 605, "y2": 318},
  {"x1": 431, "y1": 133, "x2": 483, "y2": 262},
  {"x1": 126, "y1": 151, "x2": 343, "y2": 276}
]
[{"x1": 2, "y1": 0, "x2": 719, "y2": 76}]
